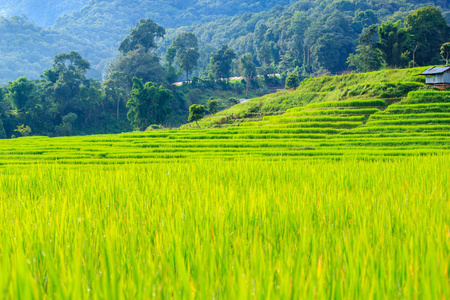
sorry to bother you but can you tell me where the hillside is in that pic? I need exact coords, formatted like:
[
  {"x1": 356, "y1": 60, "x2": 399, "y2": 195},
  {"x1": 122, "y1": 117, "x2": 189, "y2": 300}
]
[
  {"x1": 162, "y1": 0, "x2": 450, "y2": 76},
  {"x1": 0, "y1": 0, "x2": 292, "y2": 84},
  {"x1": 0, "y1": 0, "x2": 89, "y2": 27},
  {"x1": 1, "y1": 0, "x2": 449, "y2": 86},
  {"x1": 0, "y1": 67, "x2": 449, "y2": 164},
  {"x1": 0, "y1": 64, "x2": 449, "y2": 299},
  {"x1": 0, "y1": 16, "x2": 109, "y2": 85}
]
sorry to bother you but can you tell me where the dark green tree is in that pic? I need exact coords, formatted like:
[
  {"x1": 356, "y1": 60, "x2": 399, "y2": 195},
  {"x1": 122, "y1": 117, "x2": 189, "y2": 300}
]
[
  {"x1": 375, "y1": 21, "x2": 409, "y2": 68},
  {"x1": 108, "y1": 47, "x2": 168, "y2": 91},
  {"x1": 103, "y1": 71, "x2": 129, "y2": 125},
  {"x1": 170, "y1": 32, "x2": 200, "y2": 82},
  {"x1": 405, "y1": 6, "x2": 449, "y2": 66},
  {"x1": 6, "y1": 76, "x2": 35, "y2": 113},
  {"x1": 209, "y1": 44, "x2": 237, "y2": 80},
  {"x1": 127, "y1": 77, "x2": 173, "y2": 130},
  {"x1": 164, "y1": 45, "x2": 181, "y2": 83},
  {"x1": 206, "y1": 99, "x2": 219, "y2": 115},
  {"x1": 239, "y1": 53, "x2": 257, "y2": 97},
  {"x1": 188, "y1": 104, "x2": 205, "y2": 128},
  {"x1": 347, "y1": 25, "x2": 383, "y2": 72},
  {"x1": 47, "y1": 51, "x2": 91, "y2": 116},
  {"x1": 0, "y1": 88, "x2": 6, "y2": 139},
  {"x1": 118, "y1": 19, "x2": 165, "y2": 54},
  {"x1": 285, "y1": 74, "x2": 300, "y2": 89}
]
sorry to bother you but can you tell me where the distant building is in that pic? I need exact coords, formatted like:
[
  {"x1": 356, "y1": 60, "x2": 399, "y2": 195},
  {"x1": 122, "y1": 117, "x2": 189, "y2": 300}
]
[{"x1": 420, "y1": 67, "x2": 450, "y2": 89}]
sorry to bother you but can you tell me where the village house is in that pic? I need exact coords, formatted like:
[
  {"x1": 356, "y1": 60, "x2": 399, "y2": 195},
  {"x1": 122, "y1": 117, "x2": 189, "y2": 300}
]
[{"x1": 420, "y1": 66, "x2": 450, "y2": 89}]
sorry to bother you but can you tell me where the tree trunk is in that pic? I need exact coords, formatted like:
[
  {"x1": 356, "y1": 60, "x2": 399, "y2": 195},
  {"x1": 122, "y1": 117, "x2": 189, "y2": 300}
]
[
  {"x1": 412, "y1": 44, "x2": 419, "y2": 68},
  {"x1": 116, "y1": 95, "x2": 119, "y2": 125}
]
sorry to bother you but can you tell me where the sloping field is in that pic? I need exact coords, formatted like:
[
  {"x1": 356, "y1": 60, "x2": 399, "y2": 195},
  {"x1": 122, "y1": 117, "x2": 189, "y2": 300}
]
[
  {"x1": 1, "y1": 88, "x2": 449, "y2": 166},
  {"x1": 1, "y1": 68, "x2": 449, "y2": 299}
]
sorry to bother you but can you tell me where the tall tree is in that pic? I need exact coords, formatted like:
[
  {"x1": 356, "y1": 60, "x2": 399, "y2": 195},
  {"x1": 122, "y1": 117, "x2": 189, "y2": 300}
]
[
  {"x1": 48, "y1": 51, "x2": 91, "y2": 115},
  {"x1": 188, "y1": 104, "x2": 205, "y2": 128},
  {"x1": 170, "y1": 32, "x2": 200, "y2": 82},
  {"x1": 405, "y1": 6, "x2": 449, "y2": 66},
  {"x1": 375, "y1": 21, "x2": 409, "y2": 68},
  {"x1": 441, "y1": 43, "x2": 450, "y2": 65},
  {"x1": 239, "y1": 53, "x2": 257, "y2": 97},
  {"x1": 103, "y1": 71, "x2": 129, "y2": 125},
  {"x1": 127, "y1": 77, "x2": 173, "y2": 130},
  {"x1": 6, "y1": 76, "x2": 35, "y2": 113},
  {"x1": 0, "y1": 88, "x2": 7, "y2": 139},
  {"x1": 118, "y1": 19, "x2": 165, "y2": 55},
  {"x1": 209, "y1": 44, "x2": 236, "y2": 80},
  {"x1": 347, "y1": 25, "x2": 383, "y2": 72}
]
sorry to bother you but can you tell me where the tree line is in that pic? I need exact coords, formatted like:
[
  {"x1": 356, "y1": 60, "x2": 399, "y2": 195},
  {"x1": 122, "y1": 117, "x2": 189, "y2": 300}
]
[
  {"x1": 1, "y1": 4, "x2": 449, "y2": 138},
  {"x1": 0, "y1": 18, "x2": 278, "y2": 138}
]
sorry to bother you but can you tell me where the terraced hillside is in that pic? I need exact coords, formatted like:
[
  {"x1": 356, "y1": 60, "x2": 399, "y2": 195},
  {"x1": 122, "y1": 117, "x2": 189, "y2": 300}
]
[
  {"x1": 0, "y1": 67, "x2": 449, "y2": 167},
  {"x1": 0, "y1": 68, "x2": 449, "y2": 299}
]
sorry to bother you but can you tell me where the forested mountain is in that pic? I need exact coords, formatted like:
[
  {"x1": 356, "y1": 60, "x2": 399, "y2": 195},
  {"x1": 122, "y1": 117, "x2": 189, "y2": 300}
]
[
  {"x1": 0, "y1": 0, "x2": 89, "y2": 27},
  {"x1": 0, "y1": 16, "x2": 110, "y2": 85},
  {"x1": 161, "y1": 0, "x2": 450, "y2": 77},
  {"x1": 0, "y1": 0, "x2": 449, "y2": 86},
  {"x1": 0, "y1": 0, "x2": 294, "y2": 85}
]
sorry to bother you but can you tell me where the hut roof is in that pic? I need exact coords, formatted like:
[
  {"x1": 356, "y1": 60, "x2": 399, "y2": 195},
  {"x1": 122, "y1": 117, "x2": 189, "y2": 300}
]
[{"x1": 420, "y1": 67, "x2": 450, "y2": 75}]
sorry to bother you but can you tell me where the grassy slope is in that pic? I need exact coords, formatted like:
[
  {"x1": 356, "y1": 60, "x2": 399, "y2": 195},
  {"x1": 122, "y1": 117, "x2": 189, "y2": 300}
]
[{"x1": 185, "y1": 67, "x2": 431, "y2": 129}]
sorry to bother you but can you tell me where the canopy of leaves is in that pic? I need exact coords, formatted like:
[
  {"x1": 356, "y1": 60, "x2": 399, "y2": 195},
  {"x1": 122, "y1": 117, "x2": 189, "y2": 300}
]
[
  {"x1": 161, "y1": 0, "x2": 450, "y2": 76},
  {"x1": 127, "y1": 77, "x2": 174, "y2": 130}
]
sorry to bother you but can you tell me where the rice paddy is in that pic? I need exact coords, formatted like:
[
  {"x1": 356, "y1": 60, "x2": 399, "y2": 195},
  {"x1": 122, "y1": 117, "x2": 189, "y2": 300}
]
[{"x1": 0, "y1": 67, "x2": 449, "y2": 299}]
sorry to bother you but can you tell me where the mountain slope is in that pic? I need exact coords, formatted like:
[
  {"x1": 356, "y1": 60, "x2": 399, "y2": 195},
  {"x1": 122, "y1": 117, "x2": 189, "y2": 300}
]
[
  {"x1": 0, "y1": 16, "x2": 110, "y2": 85},
  {"x1": 0, "y1": 0, "x2": 89, "y2": 27},
  {"x1": 161, "y1": 0, "x2": 450, "y2": 76}
]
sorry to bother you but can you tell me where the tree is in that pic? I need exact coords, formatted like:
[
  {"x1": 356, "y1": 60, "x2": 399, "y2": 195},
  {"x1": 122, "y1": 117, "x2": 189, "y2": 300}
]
[
  {"x1": 53, "y1": 51, "x2": 91, "y2": 76},
  {"x1": 188, "y1": 104, "x2": 205, "y2": 128},
  {"x1": 103, "y1": 71, "x2": 129, "y2": 125},
  {"x1": 6, "y1": 76, "x2": 35, "y2": 112},
  {"x1": 118, "y1": 19, "x2": 165, "y2": 54},
  {"x1": 207, "y1": 100, "x2": 219, "y2": 115},
  {"x1": 47, "y1": 51, "x2": 91, "y2": 116},
  {"x1": 375, "y1": 21, "x2": 409, "y2": 68},
  {"x1": 239, "y1": 53, "x2": 256, "y2": 97},
  {"x1": 285, "y1": 74, "x2": 300, "y2": 89},
  {"x1": 170, "y1": 32, "x2": 200, "y2": 82},
  {"x1": 405, "y1": 6, "x2": 449, "y2": 66},
  {"x1": 441, "y1": 43, "x2": 450, "y2": 65},
  {"x1": 108, "y1": 47, "x2": 168, "y2": 91},
  {"x1": 0, "y1": 89, "x2": 6, "y2": 139},
  {"x1": 127, "y1": 77, "x2": 173, "y2": 130},
  {"x1": 14, "y1": 124, "x2": 31, "y2": 137},
  {"x1": 347, "y1": 25, "x2": 383, "y2": 72},
  {"x1": 55, "y1": 113, "x2": 77, "y2": 136},
  {"x1": 164, "y1": 45, "x2": 180, "y2": 83},
  {"x1": 209, "y1": 44, "x2": 237, "y2": 80}
]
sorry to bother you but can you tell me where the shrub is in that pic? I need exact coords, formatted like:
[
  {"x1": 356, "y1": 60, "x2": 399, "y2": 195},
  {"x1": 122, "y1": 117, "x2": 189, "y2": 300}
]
[{"x1": 285, "y1": 74, "x2": 300, "y2": 89}]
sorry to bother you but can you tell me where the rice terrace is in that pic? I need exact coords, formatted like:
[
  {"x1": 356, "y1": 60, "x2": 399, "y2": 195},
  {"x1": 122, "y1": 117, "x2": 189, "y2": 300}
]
[{"x1": 0, "y1": 66, "x2": 448, "y2": 299}]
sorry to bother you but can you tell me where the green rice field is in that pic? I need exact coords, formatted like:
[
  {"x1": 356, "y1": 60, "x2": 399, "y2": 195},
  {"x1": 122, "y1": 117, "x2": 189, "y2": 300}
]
[
  {"x1": 0, "y1": 68, "x2": 449, "y2": 299},
  {"x1": 0, "y1": 158, "x2": 449, "y2": 299}
]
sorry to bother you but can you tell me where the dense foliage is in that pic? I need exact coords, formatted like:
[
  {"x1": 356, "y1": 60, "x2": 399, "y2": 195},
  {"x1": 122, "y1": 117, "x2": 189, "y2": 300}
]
[
  {"x1": 162, "y1": 0, "x2": 450, "y2": 77},
  {"x1": 1, "y1": 0, "x2": 449, "y2": 86}
]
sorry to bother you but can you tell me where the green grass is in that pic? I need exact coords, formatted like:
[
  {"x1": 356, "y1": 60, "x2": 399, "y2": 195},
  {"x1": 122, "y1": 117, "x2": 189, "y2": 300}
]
[
  {"x1": 0, "y1": 157, "x2": 448, "y2": 299},
  {"x1": 1, "y1": 67, "x2": 450, "y2": 299},
  {"x1": 403, "y1": 91, "x2": 450, "y2": 104}
]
